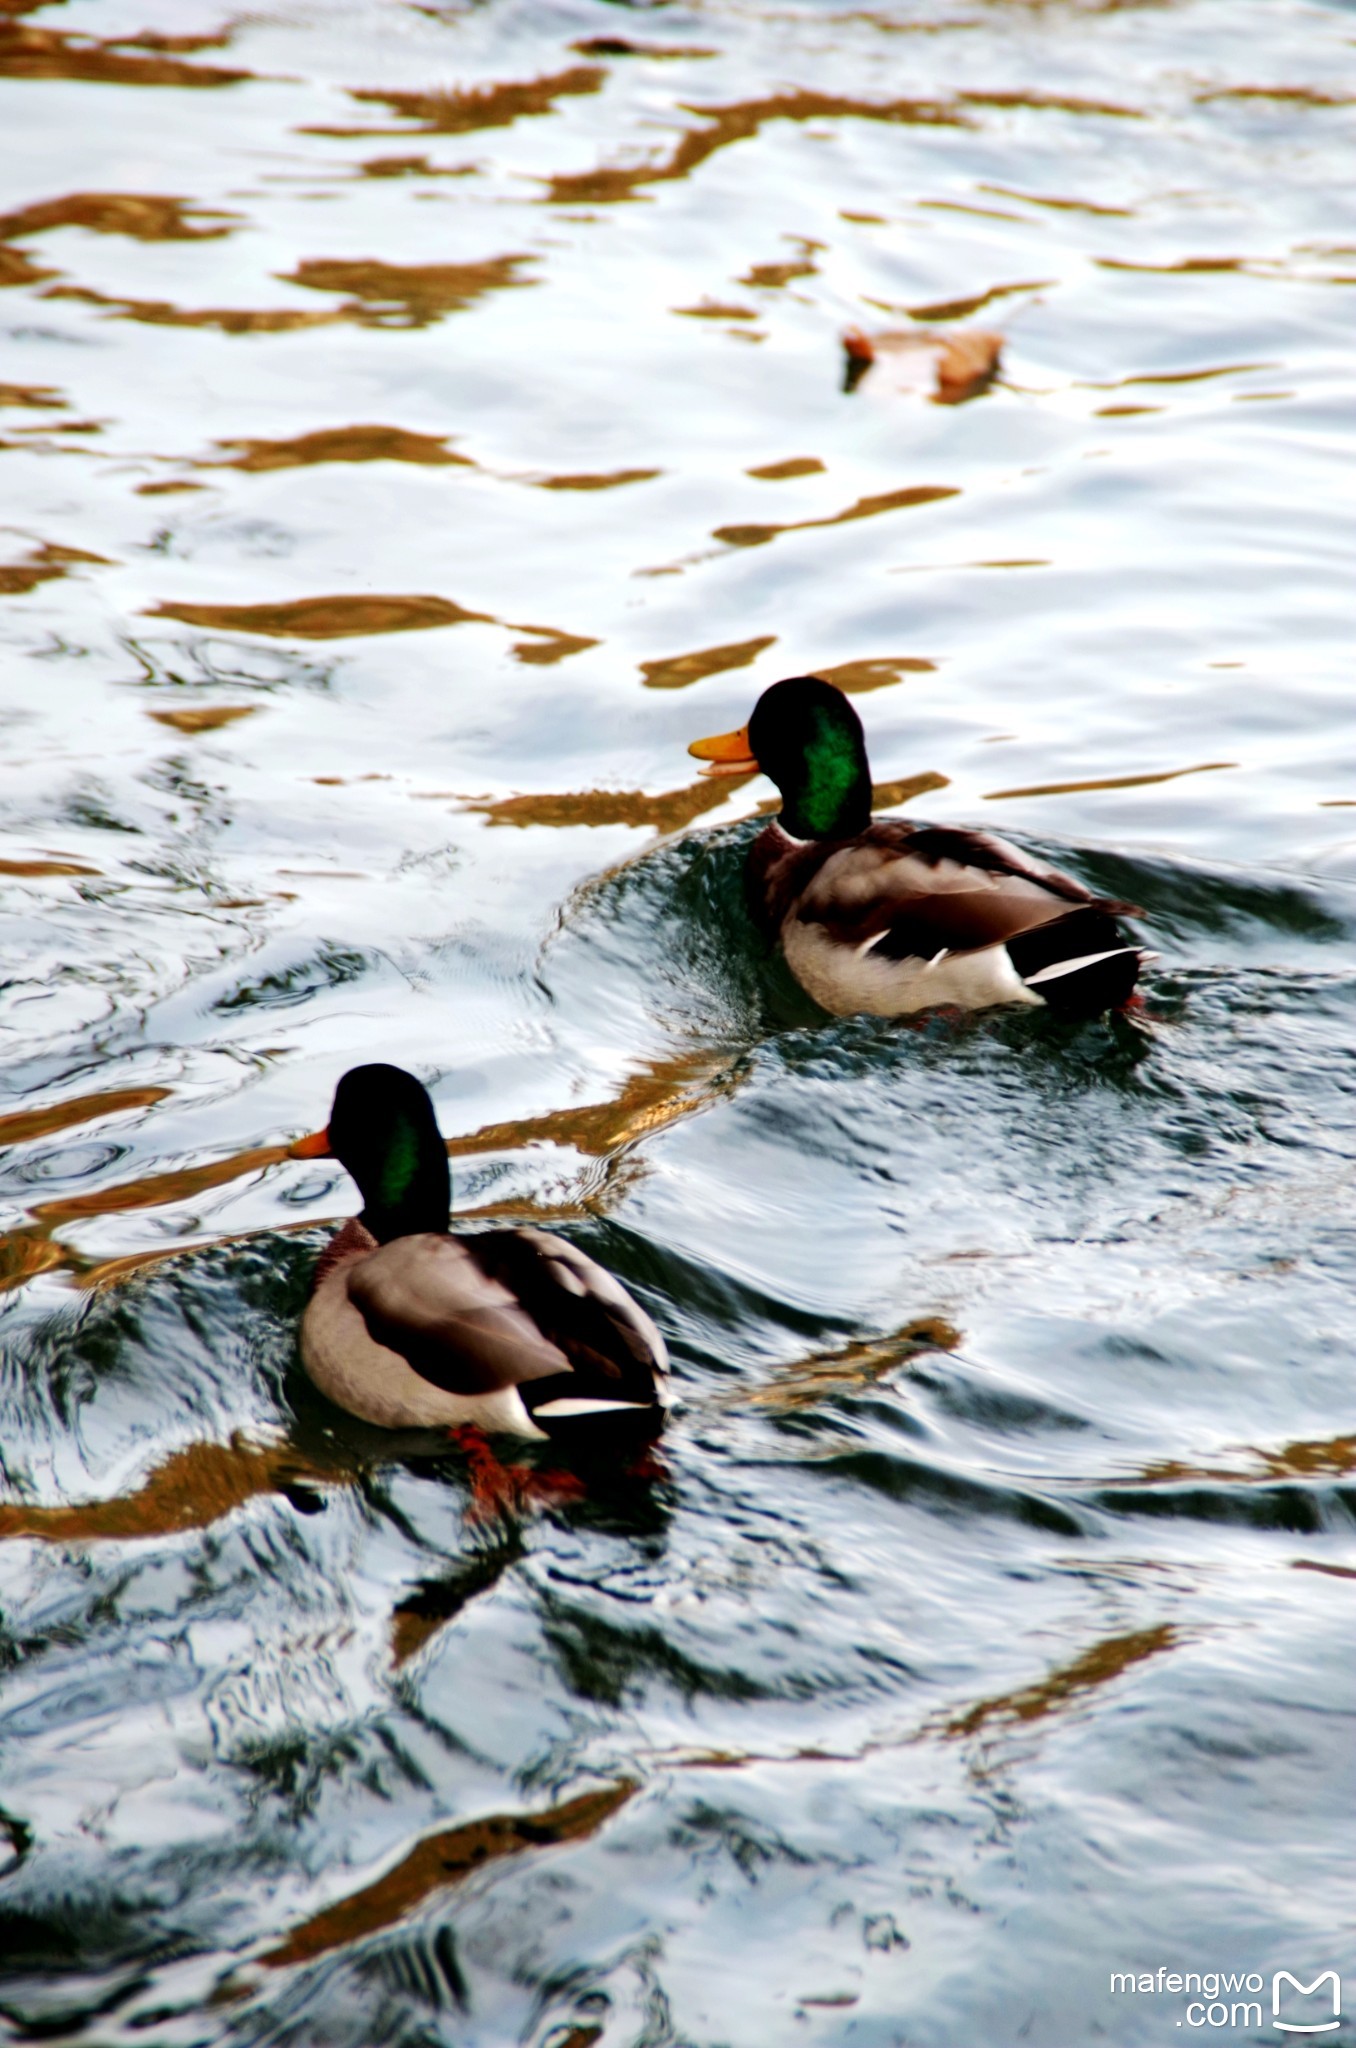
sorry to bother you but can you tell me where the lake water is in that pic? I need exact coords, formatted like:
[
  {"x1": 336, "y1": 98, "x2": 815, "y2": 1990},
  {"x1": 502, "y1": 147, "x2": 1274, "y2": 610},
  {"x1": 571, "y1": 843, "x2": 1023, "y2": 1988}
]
[{"x1": 1, "y1": 0, "x2": 1354, "y2": 2042}]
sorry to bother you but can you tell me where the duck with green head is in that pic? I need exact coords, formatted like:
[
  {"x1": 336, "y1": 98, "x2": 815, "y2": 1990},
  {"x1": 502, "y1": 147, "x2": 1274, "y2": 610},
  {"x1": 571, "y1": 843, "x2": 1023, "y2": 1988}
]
[
  {"x1": 690, "y1": 674, "x2": 1148, "y2": 1017},
  {"x1": 291, "y1": 1064, "x2": 668, "y2": 1440}
]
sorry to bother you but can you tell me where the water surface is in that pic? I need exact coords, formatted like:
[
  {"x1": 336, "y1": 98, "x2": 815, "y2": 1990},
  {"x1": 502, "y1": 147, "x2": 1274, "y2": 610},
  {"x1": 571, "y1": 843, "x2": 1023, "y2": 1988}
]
[{"x1": 1, "y1": 0, "x2": 1354, "y2": 2042}]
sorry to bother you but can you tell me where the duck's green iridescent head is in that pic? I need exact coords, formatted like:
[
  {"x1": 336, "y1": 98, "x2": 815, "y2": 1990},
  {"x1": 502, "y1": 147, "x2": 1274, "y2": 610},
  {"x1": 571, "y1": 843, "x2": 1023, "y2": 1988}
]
[
  {"x1": 690, "y1": 675, "x2": 873, "y2": 839},
  {"x1": 314, "y1": 1063, "x2": 451, "y2": 1242}
]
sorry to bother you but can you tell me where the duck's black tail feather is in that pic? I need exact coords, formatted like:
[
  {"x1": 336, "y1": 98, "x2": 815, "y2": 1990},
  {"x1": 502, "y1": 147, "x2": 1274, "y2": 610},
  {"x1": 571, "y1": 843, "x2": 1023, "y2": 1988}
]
[
  {"x1": 520, "y1": 1371, "x2": 666, "y2": 1449},
  {"x1": 1007, "y1": 906, "x2": 1147, "y2": 1018}
]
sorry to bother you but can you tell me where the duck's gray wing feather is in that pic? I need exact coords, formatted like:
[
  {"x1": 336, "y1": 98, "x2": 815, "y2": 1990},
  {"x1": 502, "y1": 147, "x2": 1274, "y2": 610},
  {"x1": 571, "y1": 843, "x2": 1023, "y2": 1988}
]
[
  {"x1": 794, "y1": 822, "x2": 1136, "y2": 957},
  {"x1": 346, "y1": 1233, "x2": 570, "y2": 1397},
  {"x1": 346, "y1": 1228, "x2": 667, "y2": 1403}
]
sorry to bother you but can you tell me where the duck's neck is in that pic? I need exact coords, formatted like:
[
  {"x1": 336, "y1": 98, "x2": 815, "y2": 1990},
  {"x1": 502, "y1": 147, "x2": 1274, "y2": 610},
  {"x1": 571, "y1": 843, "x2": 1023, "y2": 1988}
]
[
  {"x1": 779, "y1": 733, "x2": 872, "y2": 840},
  {"x1": 360, "y1": 1116, "x2": 450, "y2": 1243}
]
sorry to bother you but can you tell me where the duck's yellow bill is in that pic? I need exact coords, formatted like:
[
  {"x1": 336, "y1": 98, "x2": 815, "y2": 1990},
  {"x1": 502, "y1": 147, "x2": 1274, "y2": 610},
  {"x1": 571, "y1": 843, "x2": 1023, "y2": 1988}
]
[
  {"x1": 289, "y1": 1127, "x2": 333, "y2": 1160},
  {"x1": 688, "y1": 725, "x2": 757, "y2": 779}
]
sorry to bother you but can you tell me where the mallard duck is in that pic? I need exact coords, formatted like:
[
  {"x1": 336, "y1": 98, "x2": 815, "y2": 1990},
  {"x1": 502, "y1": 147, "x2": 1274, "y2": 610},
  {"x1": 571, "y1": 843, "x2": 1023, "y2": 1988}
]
[
  {"x1": 689, "y1": 674, "x2": 1148, "y2": 1017},
  {"x1": 290, "y1": 1064, "x2": 668, "y2": 1440}
]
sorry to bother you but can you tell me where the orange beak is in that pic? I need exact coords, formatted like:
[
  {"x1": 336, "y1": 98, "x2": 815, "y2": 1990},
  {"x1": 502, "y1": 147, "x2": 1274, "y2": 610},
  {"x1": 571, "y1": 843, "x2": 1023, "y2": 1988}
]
[
  {"x1": 288, "y1": 1126, "x2": 333, "y2": 1160},
  {"x1": 688, "y1": 724, "x2": 758, "y2": 779}
]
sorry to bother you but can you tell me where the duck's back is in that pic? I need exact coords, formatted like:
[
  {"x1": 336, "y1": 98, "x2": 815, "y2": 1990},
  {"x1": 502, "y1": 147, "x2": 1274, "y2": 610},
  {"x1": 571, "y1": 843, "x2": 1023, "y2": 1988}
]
[
  {"x1": 750, "y1": 817, "x2": 1142, "y2": 1017},
  {"x1": 301, "y1": 1222, "x2": 668, "y2": 1437}
]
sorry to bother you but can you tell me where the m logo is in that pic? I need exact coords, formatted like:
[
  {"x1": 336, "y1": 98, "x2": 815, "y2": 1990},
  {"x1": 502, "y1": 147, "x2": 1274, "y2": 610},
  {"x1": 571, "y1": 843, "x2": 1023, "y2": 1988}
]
[{"x1": 1273, "y1": 1971, "x2": 1341, "y2": 2034}]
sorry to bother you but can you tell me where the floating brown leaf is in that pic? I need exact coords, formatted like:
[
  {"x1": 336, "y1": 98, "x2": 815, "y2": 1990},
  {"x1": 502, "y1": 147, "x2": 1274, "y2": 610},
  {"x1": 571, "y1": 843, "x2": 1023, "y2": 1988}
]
[
  {"x1": 933, "y1": 329, "x2": 1004, "y2": 403},
  {"x1": 842, "y1": 325, "x2": 1002, "y2": 403}
]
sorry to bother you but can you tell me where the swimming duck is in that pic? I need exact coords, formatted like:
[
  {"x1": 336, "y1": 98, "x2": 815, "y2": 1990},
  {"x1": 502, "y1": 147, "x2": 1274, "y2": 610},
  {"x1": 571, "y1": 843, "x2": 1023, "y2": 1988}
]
[
  {"x1": 689, "y1": 675, "x2": 1147, "y2": 1017},
  {"x1": 290, "y1": 1064, "x2": 668, "y2": 1440}
]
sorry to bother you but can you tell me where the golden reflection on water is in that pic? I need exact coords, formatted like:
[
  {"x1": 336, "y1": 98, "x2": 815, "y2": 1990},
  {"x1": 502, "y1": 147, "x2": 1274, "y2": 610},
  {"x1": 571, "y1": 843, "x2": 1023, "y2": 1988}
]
[
  {"x1": 818, "y1": 657, "x2": 937, "y2": 691},
  {"x1": 466, "y1": 777, "x2": 746, "y2": 837},
  {"x1": 745, "y1": 456, "x2": 825, "y2": 481},
  {"x1": 44, "y1": 284, "x2": 336, "y2": 333},
  {"x1": 0, "y1": 540, "x2": 113, "y2": 596},
  {"x1": 571, "y1": 36, "x2": 717, "y2": 62},
  {"x1": 0, "y1": 854, "x2": 101, "y2": 876},
  {"x1": 281, "y1": 252, "x2": 537, "y2": 326},
  {"x1": 544, "y1": 87, "x2": 965, "y2": 206},
  {"x1": 0, "y1": 191, "x2": 235, "y2": 243},
  {"x1": 639, "y1": 634, "x2": 777, "y2": 690},
  {"x1": 203, "y1": 425, "x2": 474, "y2": 472},
  {"x1": 1136, "y1": 1433, "x2": 1356, "y2": 1486},
  {"x1": 0, "y1": 1084, "x2": 171, "y2": 1150},
  {"x1": 145, "y1": 595, "x2": 493, "y2": 639},
  {"x1": 984, "y1": 761, "x2": 1236, "y2": 801},
  {"x1": 938, "y1": 1624, "x2": 1180, "y2": 1740},
  {"x1": 0, "y1": 380, "x2": 64, "y2": 409},
  {"x1": 533, "y1": 468, "x2": 661, "y2": 491},
  {"x1": 0, "y1": 22, "x2": 250, "y2": 90},
  {"x1": 240, "y1": 1782, "x2": 635, "y2": 1978},
  {"x1": 0, "y1": 1046, "x2": 739, "y2": 1300},
  {"x1": 712, "y1": 483, "x2": 960, "y2": 551},
  {"x1": 0, "y1": 1433, "x2": 351, "y2": 1547},
  {"x1": 306, "y1": 65, "x2": 607, "y2": 140},
  {"x1": 2, "y1": 1, "x2": 1353, "y2": 2029},
  {"x1": 732, "y1": 1317, "x2": 962, "y2": 1415}
]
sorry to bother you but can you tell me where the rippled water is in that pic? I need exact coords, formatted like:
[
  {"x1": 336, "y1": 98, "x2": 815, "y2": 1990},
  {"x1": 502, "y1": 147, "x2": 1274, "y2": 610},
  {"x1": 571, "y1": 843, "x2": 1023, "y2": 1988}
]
[{"x1": 1, "y1": 0, "x2": 1354, "y2": 2041}]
